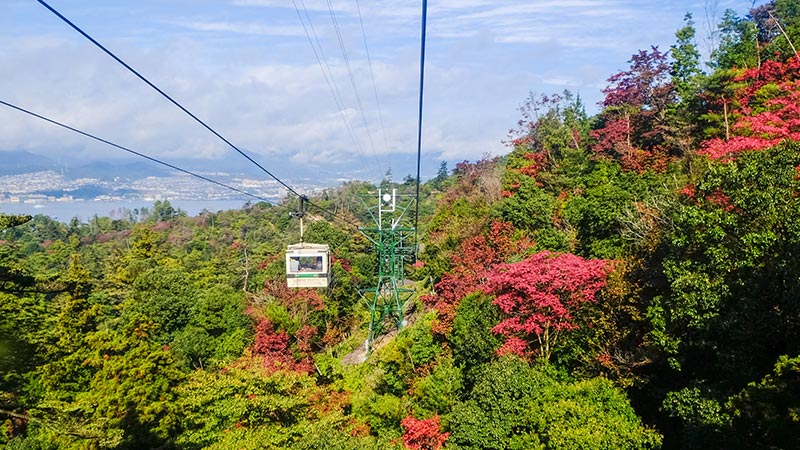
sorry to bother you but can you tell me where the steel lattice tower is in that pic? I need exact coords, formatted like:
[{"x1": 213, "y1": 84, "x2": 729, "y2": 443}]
[{"x1": 359, "y1": 189, "x2": 416, "y2": 353}]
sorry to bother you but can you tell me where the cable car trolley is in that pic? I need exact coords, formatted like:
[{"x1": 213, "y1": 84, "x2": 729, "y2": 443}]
[
  {"x1": 285, "y1": 196, "x2": 331, "y2": 288},
  {"x1": 286, "y1": 243, "x2": 330, "y2": 288}
]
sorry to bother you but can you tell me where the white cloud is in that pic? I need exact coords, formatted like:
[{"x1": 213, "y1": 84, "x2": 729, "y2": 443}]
[
  {"x1": 0, "y1": 0, "x2": 760, "y2": 183},
  {"x1": 170, "y1": 20, "x2": 305, "y2": 37}
]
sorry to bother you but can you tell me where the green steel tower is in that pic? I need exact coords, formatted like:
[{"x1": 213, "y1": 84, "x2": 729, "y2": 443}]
[{"x1": 359, "y1": 189, "x2": 417, "y2": 353}]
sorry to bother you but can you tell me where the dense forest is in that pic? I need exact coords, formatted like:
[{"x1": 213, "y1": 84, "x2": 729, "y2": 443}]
[{"x1": 3, "y1": 1, "x2": 800, "y2": 448}]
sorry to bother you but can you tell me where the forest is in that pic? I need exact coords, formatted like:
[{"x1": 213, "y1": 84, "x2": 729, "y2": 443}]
[{"x1": 2, "y1": 1, "x2": 800, "y2": 448}]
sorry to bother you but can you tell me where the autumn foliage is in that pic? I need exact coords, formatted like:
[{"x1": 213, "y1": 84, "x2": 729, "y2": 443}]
[
  {"x1": 591, "y1": 46, "x2": 676, "y2": 171},
  {"x1": 484, "y1": 251, "x2": 609, "y2": 360},
  {"x1": 251, "y1": 319, "x2": 314, "y2": 374},
  {"x1": 421, "y1": 220, "x2": 530, "y2": 335},
  {"x1": 701, "y1": 57, "x2": 800, "y2": 159},
  {"x1": 401, "y1": 415, "x2": 449, "y2": 450},
  {"x1": 5, "y1": 3, "x2": 800, "y2": 448}
]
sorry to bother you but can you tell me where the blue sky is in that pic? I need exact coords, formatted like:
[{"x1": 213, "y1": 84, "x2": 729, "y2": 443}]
[{"x1": 0, "y1": 0, "x2": 757, "y2": 183}]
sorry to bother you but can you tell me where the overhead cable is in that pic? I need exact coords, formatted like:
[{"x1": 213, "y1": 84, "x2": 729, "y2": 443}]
[
  {"x1": 36, "y1": 0, "x2": 303, "y2": 198},
  {"x1": 414, "y1": 0, "x2": 428, "y2": 252},
  {"x1": 325, "y1": 0, "x2": 382, "y2": 174},
  {"x1": 354, "y1": 0, "x2": 391, "y2": 163},
  {"x1": 3, "y1": 99, "x2": 359, "y2": 231},
  {"x1": 35, "y1": 0, "x2": 366, "y2": 232},
  {"x1": 291, "y1": 0, "x2": 382, "y2": 180}
]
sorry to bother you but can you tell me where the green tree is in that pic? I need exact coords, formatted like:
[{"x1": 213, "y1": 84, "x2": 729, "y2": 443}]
[
  {"x1": 432, "y1": 161, "x2": 449, "y2": 190},
  {"x1": 0, "y1": 215, "x2": 32, "y2": 231},
  {"x1": 644, "y1": 143, "x2": 800, "y2": 447},
  {"x1": 124, "y1": 265, "x2": 196, "y2": 345},
  {"x1": 410, "y1": 355, "x2": 463, "y2": 417},
  {"x1": 171, "y1": 284, "x2": 251, "y2": 370},
  {"x1": 671, "y1": 13, "x2": 703, "y2": 103},
  {"x1": 448, "y1": 357, "x2": 661, "y2": 449},
  {"x1": 727, "y1": 354, "x2": 800, "y2": 448},
  {"x1": 652, "y1": 144, "x2": 800, "y2": 382},
  {"x1": 176, "y1": 366, "x2": 319, "y2": 448},
  {"x1": 710, "y1": 9, "x2": 759, "y2": 70},
  {"x1": 450, "y1": 292, "x2": 502, "y2": 384},
  {"x1": 151, "y1": 200, "x2": 185, "y2": 222},
  {"x1": 30, "y1": 318, "x2": 183, "y2": 449},
  {"x1": 562, "y1": 169, "x2": 633, "y2": 259}
]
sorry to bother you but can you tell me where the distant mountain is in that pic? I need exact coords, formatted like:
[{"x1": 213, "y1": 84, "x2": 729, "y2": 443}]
[
  {"x1": 63, "y1": 161, "x2": 170, "y2": 181},
  {"x1": 0, "y1": 149, "x2": 443, "y2": 185},
  {"x1": 0, "y1": 151, "x2": 170, "y2": 180},
  {"x1": 0, "y1": 150, "x2": 57, "y2": 175},
  {"x1": 175, "y1": 151, "x2": 444, "y2": 185}
]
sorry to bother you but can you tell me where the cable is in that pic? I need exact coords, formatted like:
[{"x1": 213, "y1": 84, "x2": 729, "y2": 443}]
[
  {"x1": 291, "y1": 0, "x2": 373, "y2": 178},
  {"x1": 0, "y1": 99, "x2": 276, "y2": 205},
  {"x1": 355, "y1": 0, "x2": 390, "y2": 163},
  {"x1": 291, "y1": 0, "x2": 382, "y2": 180},
  {"x1": 414, "y1": 0, "x2": 428, "y2": 253},
  {"x1": 36, "y1": 0, "x2": 367, "y2": 233},
  {"x1": 325, "y1": 0, "x2": 382, "y2": 175},
  {"x1": 3, "y1": 98, "x2": 358, "y2": 233},
  {"x1": 36, "y1": 0, "x2": 303, "y2": 199},
  {"x1": 305, "y1": 198, "x2": 360, "y2": 232}
]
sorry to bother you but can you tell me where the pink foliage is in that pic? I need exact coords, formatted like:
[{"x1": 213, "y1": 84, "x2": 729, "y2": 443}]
[
  {"x1": 421, "y1": 271, "x2": 480, "y2": 336},
  {"x1": 700, "y1": 136, "x2": 784, "y2": 159},
  {"x1": 484, "y1": 251, "x2": 609, "y2": 358},
  {"x1": 331, "y1": 254, "x2": 352, "y2": 272},
  {"x1": 590, "y1": 47, "x2": 677, "y2": 170},
  {"x1": 517, "y1": 151, "x2": 547, "y2": 178},
  {"x1": 700, "y1": 59, "x2": 800, "y2": 159},
  {"x1": 591, "y1": 117, "x2": 633, "y2": 157},
  {"x1": 738, "y1": 58, "x2": 800, "y2": 100},
  {"x1": 294, "y1": 325, "x2": 318, "y2": 354},
  {"x1": 496, "y1": 337, "x2": 530, "y2": 357},
  {"x1": 401, "y1": 415, "x2": 449, "y2": 450},
  {"x1": 152, "y1": 221, "x2": 171, "y2": 232},
  {"x1": 679, "y1": 184, "x2": 696, "y2": 199},
  {"x1": 263, "y1": 279, "x2": 325, "y2": 313}
]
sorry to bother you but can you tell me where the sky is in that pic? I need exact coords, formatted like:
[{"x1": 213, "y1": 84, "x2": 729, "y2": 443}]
[{"x1": 0, "y1": 0, "x2": 759, "y2": 184}]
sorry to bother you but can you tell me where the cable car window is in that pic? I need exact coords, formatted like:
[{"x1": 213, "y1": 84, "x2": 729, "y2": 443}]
[{"x1": 289, "y1": 255, "x2": 324, "y2": 273}]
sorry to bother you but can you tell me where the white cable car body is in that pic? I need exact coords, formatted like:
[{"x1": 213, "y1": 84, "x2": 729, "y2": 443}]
[{"x1": 286, "y1": 243, "x2": 331, "y2": 288}]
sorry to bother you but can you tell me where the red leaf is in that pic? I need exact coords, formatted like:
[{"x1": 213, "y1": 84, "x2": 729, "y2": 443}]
[
  {"x1": 401, "y1": 415, "x2": 449, "y2": 450},
  {"x1": 483, "y1": 251, "x2": 609, "y2": 358}
]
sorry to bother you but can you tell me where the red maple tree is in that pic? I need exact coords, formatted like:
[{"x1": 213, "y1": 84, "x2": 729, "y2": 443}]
[
  {"x1": 421, "y1": 220, "x2": 530, "y2": 335},
  {"x1": 251, "y1": 318, "x2": 314, "y2": 374},
  {"x1": 700, "y1": 57, "x2": 800, "y2": 159},
  {"x1": 484, "y1": 251, "x2": 609, "y2": 361},
  {"x1": 401, "y1": 415, "x2": 449, "y2": 450},
  {"x1": 591, "y1": 46, "x2": 677, "y2": 170}
]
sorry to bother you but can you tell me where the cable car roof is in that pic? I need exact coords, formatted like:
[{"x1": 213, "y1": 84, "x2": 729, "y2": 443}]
[{"x1": 287, "y1": 243, "x2": 330, "y2": 251}]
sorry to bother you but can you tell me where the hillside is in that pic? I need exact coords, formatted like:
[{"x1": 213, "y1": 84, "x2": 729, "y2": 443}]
[{"x1": 3, "y1": 2, "x2": 800, "y2": 449}]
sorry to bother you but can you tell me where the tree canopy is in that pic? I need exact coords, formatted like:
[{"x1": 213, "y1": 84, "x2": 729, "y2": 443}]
[{"x1": 4, "y1": 1, "x2": 800, "y2": 448}]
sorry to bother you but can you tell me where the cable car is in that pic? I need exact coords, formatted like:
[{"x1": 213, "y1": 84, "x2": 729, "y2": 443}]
[
  {"x1": 285, "y1": 196, "x2": 331, "y2": 288},
  {"x1": 286, "y1": 242, "x2": 331, "y2": 288}
]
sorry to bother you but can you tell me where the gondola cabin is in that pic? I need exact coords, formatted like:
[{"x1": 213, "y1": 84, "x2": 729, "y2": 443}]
[{"x1": 286, "y1": 243, "x2": 331, "y2": 288}]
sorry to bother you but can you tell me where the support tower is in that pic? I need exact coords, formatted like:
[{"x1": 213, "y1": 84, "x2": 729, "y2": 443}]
[{"x1": 359, "y1": 189, "x2": 416, "y2": 353}]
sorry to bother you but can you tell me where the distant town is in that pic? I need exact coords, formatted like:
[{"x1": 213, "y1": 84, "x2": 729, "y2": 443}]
[{"x1": 0, "y1": 169, "x2": 327, "y2": 215}]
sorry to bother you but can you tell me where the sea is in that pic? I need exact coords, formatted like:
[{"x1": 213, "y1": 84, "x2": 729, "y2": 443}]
[{"x1": 0, "y1": 199, "x2": 251, "y2": 223}]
